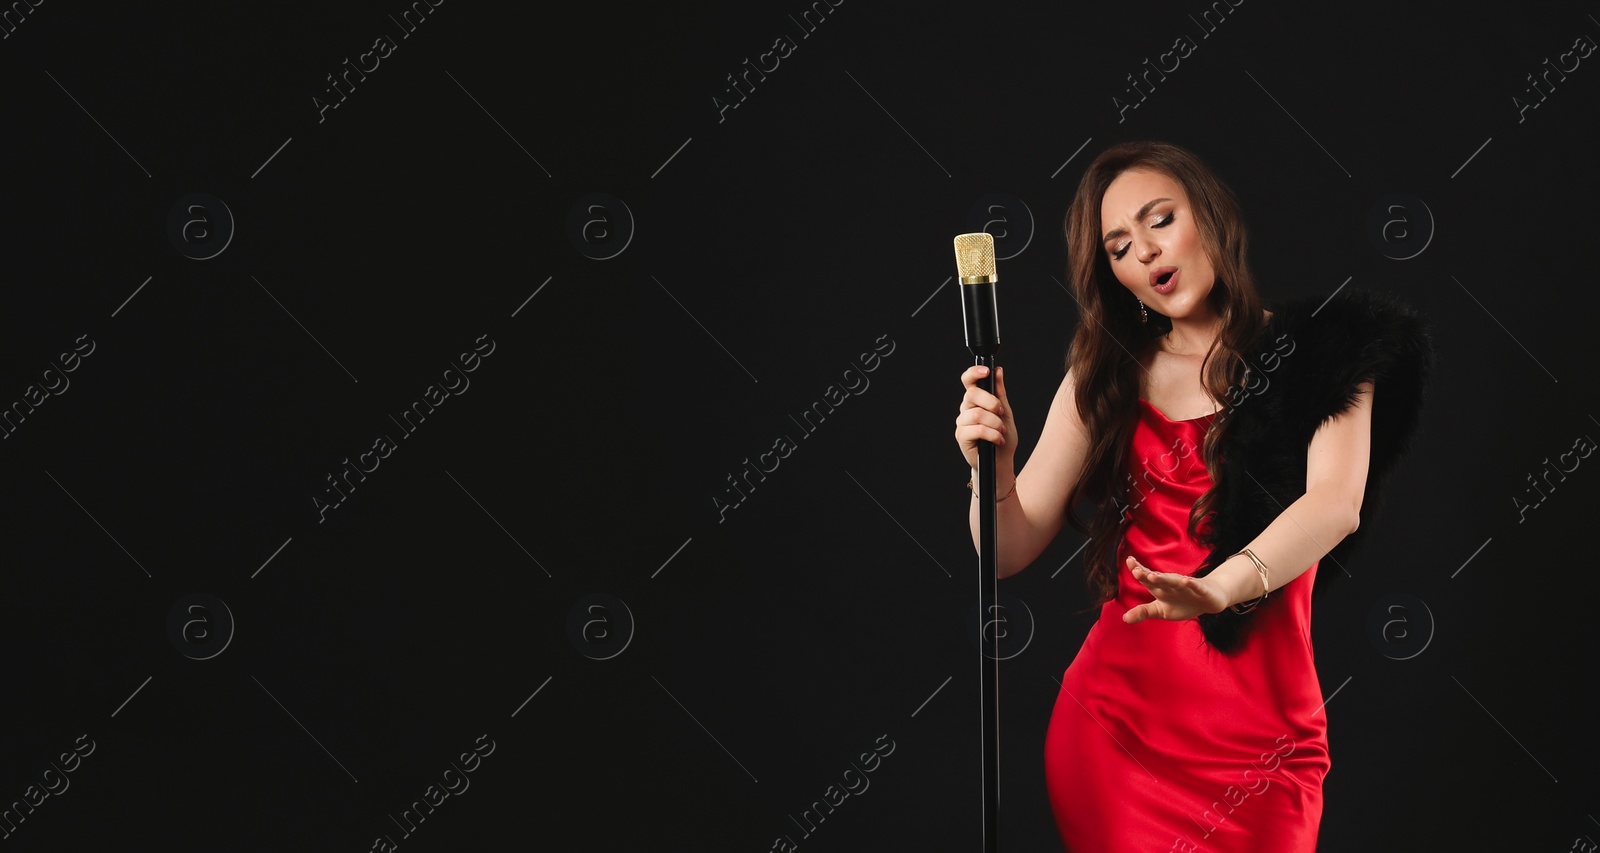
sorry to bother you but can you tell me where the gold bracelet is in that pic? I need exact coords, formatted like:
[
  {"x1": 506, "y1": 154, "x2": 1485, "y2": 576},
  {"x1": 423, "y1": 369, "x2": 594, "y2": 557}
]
[
  {"x1": 967, "y1": 474, "x2": 1017, "y2": 502},
  {"x1": 1228, "y1": 548, "x2": 1270, "y2": 614}
]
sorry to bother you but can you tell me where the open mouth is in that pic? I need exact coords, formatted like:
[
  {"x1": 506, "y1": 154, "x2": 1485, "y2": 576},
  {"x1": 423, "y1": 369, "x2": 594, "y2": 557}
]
[{"x1": 1155, "y1": 270, "x2": 1175, "y2": 285}]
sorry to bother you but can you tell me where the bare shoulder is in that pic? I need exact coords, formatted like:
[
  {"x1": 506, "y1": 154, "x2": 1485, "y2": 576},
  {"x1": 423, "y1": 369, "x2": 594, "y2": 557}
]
[
  {"x1": 1012, "y1": 365, "x2": 1093, "y2": 543},
  {"x1": 1029, "y1": 367, "x2": 1092, "y2": 483},
  {"x1": 1306, "y1": 379, "x2": 1374, "y2": 515},
  {"x1": 1046, "y1": 365, "x2": 1091, "y2": 440}
]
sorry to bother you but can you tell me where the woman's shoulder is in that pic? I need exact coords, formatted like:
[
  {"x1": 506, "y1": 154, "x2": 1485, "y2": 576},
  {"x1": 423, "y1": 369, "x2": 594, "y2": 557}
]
[{"x1": 1251, "y1": 285, "x2": 1435, "y2": 429}]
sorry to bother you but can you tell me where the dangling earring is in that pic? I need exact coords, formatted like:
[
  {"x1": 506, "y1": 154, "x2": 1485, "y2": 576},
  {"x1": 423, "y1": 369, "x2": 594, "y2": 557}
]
[{"x1": 1136, "y1": 298, "x2": 1149, "y2": 324}]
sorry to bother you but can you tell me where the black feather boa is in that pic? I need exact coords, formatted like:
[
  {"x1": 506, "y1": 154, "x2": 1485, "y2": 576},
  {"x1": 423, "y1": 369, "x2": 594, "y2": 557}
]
[{"x1": 1187, "y1": 286, "x2": 1436, "y2": 653}]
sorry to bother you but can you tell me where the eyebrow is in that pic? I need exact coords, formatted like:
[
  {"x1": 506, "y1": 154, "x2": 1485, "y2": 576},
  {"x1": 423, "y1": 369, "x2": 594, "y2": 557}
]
[{"x1": 1102, "y1": 197, "x2": 1173, "y2": 245}]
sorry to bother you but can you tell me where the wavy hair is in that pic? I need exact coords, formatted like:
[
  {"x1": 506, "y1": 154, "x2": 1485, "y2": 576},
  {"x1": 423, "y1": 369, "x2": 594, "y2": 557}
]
[{"x1": 1060, "y1": 140, "x2": 1268, "y2": 604}]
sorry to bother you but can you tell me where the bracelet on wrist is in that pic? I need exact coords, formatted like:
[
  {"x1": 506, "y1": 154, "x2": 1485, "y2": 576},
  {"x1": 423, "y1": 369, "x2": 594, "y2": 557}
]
[
  {"x1": 1228, "y1": 548, "x2": 1271, "y2": 614},
  {"x1": 966, "y1": 472, "x2": 1017, "y2": 502}
]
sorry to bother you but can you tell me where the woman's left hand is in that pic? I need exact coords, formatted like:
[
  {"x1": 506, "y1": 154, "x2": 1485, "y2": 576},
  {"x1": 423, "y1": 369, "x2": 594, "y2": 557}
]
[{"x1": 1122, "y1": 555, "x2": 1230, "y2": 623}]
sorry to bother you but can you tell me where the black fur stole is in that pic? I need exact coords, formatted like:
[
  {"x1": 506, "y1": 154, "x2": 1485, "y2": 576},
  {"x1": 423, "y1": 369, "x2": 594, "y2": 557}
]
[{"x1": 1189, "y1": 287, "x2": 1436, "y2": 654}]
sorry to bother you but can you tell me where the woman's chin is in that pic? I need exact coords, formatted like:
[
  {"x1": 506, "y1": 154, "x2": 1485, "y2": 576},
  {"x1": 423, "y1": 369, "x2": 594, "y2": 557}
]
[{"x1": 1157, "y1": 291, "x2": 1215, "y2": 321}]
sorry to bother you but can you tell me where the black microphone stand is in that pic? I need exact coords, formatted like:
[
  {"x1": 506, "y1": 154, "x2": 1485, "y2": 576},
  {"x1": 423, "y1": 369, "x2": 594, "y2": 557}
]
[
  {"x1": 974, "y1": 348, "x2": 1001, "y2": 853},
  {"x1": 955, "y1": 239, "x2": 1002, "y2": 853}
]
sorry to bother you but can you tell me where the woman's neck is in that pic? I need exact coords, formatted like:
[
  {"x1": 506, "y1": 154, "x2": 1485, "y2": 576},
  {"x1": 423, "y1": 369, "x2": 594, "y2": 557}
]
[{"x1": 1161, "y1": 309, "x2": 1223, "y2": 356}]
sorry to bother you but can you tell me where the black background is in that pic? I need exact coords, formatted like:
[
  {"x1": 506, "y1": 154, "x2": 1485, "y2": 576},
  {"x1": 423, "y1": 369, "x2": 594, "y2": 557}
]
[{"x1": 2, "y1": 1, "x2": 1597, "y2": 850}]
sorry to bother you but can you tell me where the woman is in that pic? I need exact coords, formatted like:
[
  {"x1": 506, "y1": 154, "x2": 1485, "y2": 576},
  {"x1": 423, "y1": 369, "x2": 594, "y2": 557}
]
[{"x1": 953, "y1": 140, "x2": 1432, "y2": 850}]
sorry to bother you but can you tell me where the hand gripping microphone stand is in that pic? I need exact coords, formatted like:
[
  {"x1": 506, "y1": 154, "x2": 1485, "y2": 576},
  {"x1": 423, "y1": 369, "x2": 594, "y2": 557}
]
[{"x1": 953, "y1": 232, "x2": 1001, "y2": 853}]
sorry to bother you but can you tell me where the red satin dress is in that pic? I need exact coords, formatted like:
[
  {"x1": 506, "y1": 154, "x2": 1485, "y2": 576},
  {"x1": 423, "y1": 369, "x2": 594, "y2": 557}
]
[{"x1": 1044, "y1": 397, "x2": 1330, "y2": 851}]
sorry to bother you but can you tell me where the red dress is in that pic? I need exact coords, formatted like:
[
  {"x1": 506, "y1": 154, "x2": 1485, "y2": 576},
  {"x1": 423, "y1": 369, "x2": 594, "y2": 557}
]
[{"x1": 1044, "y1": 397, "x2": 1330, "y2": 851}]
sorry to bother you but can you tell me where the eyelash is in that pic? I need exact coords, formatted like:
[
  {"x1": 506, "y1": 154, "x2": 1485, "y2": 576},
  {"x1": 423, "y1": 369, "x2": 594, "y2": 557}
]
[{"x1": 1110, "y1": 212, "x2": 1174, "y2": 260}]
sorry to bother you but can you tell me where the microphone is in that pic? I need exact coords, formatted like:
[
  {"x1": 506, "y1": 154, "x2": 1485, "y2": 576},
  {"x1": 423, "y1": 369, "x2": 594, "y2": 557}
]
[
  {"x1": 953, "y1": 233, "x2": 1000, "y2": 357},
  {"x1": 953, "y1": 230, "x2": 1002, "y2": 853}
]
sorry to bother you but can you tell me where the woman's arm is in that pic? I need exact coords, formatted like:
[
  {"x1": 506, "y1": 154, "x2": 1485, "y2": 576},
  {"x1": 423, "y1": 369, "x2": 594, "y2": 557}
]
[
  {"x1": 969, "y1": 367, "x2": 1093, "y2": 578},
  {"x1": 1123, "y1": 380, "x2": 1375, "y2": 622}
]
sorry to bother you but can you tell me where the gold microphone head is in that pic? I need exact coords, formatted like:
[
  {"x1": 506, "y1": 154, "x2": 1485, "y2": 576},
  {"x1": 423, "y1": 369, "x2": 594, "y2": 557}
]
[{"x1": 953, "y1": 233, "x2": 998, "y2": 284}]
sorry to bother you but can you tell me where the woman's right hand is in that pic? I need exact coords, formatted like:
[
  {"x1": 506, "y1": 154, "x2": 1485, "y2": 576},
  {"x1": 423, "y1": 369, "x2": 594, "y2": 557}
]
[{"x1": 954, "y1": 365, "x2": 1018, "y2": 470}]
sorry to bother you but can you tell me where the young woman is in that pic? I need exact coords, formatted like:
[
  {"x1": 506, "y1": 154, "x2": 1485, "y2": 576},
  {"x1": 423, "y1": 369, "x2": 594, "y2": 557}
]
[{"x1": 953, "y1": 140, "x2": 1431, "y2": 850}]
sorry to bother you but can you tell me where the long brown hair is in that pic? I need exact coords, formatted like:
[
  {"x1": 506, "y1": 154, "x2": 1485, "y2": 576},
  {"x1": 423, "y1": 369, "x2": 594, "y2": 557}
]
[{"x1": 1061, "y1": 140, "x2": 1267, "y2": 603}]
